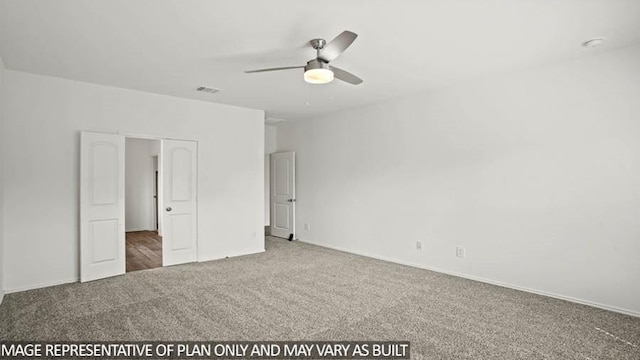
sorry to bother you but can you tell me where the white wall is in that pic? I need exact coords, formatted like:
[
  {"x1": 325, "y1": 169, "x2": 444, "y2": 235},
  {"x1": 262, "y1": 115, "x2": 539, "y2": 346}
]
[
  {"x1": 0, "y1": 56, "x2": 5, "y2": 303},
  {"x1": 125, "y1": 138, "x2": 159, "y2": 232},
  {"x1": 277, "y1": 45, "x2": 640, "y2": 316},
  {"x1": 265, "y1": 125, "x2": 277, "y2": 154},
  {"x1": 3, "y1": 70, "x2": 265, "y2": 292},
  {"x1": 264, "y1": 125, "x2": 277, "y2": 226}
]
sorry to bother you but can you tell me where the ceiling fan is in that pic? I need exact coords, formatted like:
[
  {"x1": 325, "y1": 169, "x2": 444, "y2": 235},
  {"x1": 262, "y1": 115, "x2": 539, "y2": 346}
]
[{"x1": 244, "y1": 30, "x2": 363, "y2": 85}]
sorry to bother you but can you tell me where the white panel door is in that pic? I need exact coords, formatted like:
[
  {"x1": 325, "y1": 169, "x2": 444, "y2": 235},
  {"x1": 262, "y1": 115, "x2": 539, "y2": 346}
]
[
  {"x1": 271, "y1": 151, "x2": 295, "y2": 239},
  {"x1": 161, "y1": 139, "x2": 198, "y2": 266},
  {"x1": 80, "y1": 131, "x2": 125, "y2": 282}
]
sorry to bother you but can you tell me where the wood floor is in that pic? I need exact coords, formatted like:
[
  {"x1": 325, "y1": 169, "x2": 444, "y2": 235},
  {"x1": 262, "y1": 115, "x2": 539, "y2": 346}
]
[{"x1": 126, "y1": 231, "x2": 162, "y2": 272}]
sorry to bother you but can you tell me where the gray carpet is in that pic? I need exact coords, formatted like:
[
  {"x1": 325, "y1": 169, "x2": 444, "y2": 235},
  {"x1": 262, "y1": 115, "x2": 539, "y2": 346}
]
[{"x1": 1, "y1": 237, "x2": 639, "y2": 359}]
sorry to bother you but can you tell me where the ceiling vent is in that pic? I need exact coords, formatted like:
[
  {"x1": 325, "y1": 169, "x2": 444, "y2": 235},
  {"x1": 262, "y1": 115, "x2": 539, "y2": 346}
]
[
  {"x1": 582, "y1": 37, "x2": 605, "y2": 48},
  {"x1": 196, "y1": 86, "x2": 220, "y2": 94}
]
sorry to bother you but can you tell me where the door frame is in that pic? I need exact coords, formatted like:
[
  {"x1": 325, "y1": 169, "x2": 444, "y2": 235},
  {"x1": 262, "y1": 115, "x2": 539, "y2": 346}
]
[{"x1": 152, "y1": 156, "x2": 159, "y2": 232}]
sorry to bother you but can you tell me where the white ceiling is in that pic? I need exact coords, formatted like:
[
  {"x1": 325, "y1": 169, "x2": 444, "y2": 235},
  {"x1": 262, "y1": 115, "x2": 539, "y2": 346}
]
[{"x1": 1, "y1": 0, "x2": 639, "y2": 120}]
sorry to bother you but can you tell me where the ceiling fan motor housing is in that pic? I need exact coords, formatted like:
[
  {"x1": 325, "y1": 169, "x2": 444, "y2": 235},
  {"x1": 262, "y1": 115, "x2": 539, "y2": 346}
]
[
  {"x1": 310, "y1": 38, "x2": 327, "y2": 50},
  {"x1": 305, "y1": 59, "x2": 330, "y2": 72}
]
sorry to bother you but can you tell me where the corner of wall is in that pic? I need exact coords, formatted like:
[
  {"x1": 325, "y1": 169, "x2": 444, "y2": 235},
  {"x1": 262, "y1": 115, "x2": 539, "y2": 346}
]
[
  {"x1": 0, "y1": 55, "x2": 6, "y2": 304},
  {"x1": 282, "y1": 46, "x2": 640, "y2": 315}
]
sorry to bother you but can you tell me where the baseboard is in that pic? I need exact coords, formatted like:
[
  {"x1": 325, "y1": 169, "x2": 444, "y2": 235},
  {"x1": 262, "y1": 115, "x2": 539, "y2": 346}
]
[
  {"x1": 298, "y1": 238, "x2": 640, "y2": 318},
  {"x1": 3, "y1": 247, "x2": 266, "y2": 295},
  {"x1": 3, "y1": 246, "x2": 266, "y2": 295},
  {"x1": 4, "y1": 278, "x2": 79, "y2": 295},
  {"x1": 125, "y1": 228, "x2": 154, "y2": 232},
  {"x1": 198, "y1": 248, "x2": 265, "y2": 263},
  {"x1": 0, "y1": 291, "x2": 4, "y2": 305}
]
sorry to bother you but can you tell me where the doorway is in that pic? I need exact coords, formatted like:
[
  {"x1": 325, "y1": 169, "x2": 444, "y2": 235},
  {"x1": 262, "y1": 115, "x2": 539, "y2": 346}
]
[
  {"x1": 125, "y1": 138, "x2": 162, "y2": 272},
  {"x1": 80, "y1": 131, "x2": 199, "y2": 282},
  {"x1": 270, "y1": 151, "x2": 296, "y2": 240}
]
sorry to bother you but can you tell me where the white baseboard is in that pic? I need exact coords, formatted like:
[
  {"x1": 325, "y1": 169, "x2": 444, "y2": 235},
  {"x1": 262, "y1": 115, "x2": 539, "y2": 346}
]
[
  {"x1": 0, "y1": 291, "x2": 4, "y2": 305},
  {"x1": 125, "y1": 227, "x2": 155, "y2": 232},
  {"x1": 198, "y1": 248, "x2": 265, "y2": 263},
  {"x1": 3, "y1": 248, "x2": 266, "y2": 295},
  {"x1": 4, "y1": 278, "x2": 79, "y2": 295},
  {"x1": 298, "y1": 238, "x2": 640, "y2": 318}
]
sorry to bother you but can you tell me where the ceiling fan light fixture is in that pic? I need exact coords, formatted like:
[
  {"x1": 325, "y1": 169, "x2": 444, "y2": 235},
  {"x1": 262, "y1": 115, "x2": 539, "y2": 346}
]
[
  {"x1": 304, "y1": 68, "x2": 334, "y2": 84},
  {"x1": 304, "y1": 59, "x2": 334, "y2": 84}
]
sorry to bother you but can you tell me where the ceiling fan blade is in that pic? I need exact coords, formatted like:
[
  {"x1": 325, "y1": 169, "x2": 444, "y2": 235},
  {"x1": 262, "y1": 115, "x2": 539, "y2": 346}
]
[
  {"x1": 330, "y1": 66, "x2": 363, "y2": 85},
  {"x1": 244, "y1": 65, "x2": 304, "y2": 73},
  {"x1": 317, "y1": 30, "x2": 358, "y2": 63}
]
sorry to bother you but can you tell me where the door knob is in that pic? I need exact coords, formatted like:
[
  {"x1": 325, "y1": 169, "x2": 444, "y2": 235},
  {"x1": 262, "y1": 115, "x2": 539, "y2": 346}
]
[
  {"x1": 166, "y1": 207, "x2": 172, "y2": 212},
  {"x1": 287, "y1": 199, "x2": 296, "y2": 203}
]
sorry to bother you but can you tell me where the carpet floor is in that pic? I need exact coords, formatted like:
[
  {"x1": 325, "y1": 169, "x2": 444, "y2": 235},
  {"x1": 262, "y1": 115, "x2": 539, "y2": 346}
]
[{"x1": 1, "y1": 237, "x2": 639, "y2": 359}]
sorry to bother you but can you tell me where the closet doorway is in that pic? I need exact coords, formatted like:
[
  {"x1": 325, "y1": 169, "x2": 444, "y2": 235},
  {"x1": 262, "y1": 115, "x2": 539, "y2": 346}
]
[
  {"x1": 125, "y1": 138, "x2": 162, "y2": 272},
  {"x1": 80, "y1": 131, "x2": 199, "y2": 282}
]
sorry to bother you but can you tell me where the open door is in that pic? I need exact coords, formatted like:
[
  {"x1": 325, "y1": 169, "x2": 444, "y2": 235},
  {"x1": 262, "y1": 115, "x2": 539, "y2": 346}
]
[
  {"x1": 161, "y1": 139, "x2": 198, "y2": 266},
  {"x1": 80, "y1": 131, "x2": 125, "y2": 282},
  {"x1": 271, "y1": 151, "x2": 295, "y2": 239}
]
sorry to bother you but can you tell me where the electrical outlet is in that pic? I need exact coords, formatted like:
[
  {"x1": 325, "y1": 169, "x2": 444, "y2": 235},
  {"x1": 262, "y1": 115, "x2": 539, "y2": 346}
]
[
  {"x1": 456, "y1": 246, "x2": 465, "y2": 258},
  {"x1": 304, "y1": 223, "x2": 311, "y2": 231},
  {"x1": 416, "y1": 241, "x2": 422, "y2": 250}
]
